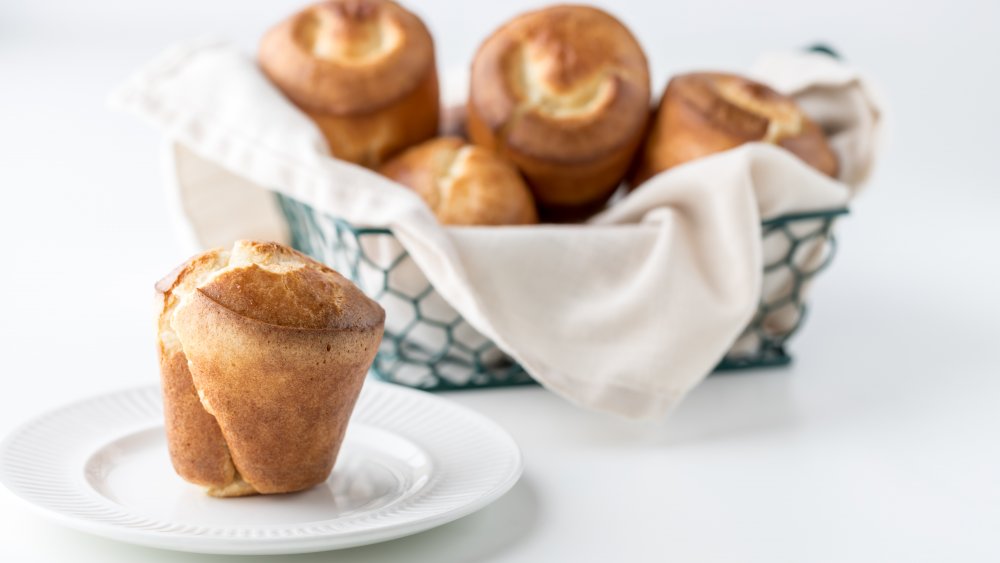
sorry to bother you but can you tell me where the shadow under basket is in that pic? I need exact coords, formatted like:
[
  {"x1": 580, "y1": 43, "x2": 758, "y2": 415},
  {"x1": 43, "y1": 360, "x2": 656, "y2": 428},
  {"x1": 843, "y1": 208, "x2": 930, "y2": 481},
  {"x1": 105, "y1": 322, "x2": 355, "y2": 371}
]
[{"x1": 278, "y1": 194, "x2": 847, "y2": 391}]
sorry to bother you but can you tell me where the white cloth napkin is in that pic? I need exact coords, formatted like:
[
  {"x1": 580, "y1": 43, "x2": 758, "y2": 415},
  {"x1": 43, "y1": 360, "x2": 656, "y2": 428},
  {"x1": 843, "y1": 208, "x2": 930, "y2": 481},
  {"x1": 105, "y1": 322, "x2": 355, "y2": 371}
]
[{"x1": 112, "y1": 40, "x2": 880, "y2": 419}]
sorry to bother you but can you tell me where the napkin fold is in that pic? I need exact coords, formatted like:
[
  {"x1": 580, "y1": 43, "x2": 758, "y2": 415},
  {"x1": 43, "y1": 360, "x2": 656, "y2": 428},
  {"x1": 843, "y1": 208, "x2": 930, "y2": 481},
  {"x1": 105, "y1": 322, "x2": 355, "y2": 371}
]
[{"x1": 112, "y1": 40, "x2": 879, "y2": 419}]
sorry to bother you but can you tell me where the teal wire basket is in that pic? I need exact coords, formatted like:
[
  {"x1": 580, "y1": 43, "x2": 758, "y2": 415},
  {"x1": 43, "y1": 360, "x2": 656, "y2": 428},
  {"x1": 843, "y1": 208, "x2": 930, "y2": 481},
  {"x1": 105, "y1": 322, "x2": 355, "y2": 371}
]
[
  {"x1": 716, "y1": 208, "x2": 848, "y2": 371},
  {"x1": 277, "y1": 194, "x2": 847, "y2": 390}
]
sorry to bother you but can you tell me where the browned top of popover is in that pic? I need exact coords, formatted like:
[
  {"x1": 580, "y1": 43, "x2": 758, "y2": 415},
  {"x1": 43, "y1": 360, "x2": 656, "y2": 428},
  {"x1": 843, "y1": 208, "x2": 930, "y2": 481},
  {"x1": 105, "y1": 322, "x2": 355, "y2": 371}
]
[
  {"x1": 259, "y1": 0, "x2": 436, "y2": 115},
  {"x1": 468, "y1": 4, "x2": 650, "y2": 163},
  {"x1": 629, "y1": 72, "x2": 838, "y2": 184},
  {"x1": 380, "y1": 136, "x2": 538, "y2": 225},
  {"x1": 671, "y1": 72, "x2": 807, "y2": 144},
  {"x1": 157, "y1": 240, "x2": 384, "y2": 333}
]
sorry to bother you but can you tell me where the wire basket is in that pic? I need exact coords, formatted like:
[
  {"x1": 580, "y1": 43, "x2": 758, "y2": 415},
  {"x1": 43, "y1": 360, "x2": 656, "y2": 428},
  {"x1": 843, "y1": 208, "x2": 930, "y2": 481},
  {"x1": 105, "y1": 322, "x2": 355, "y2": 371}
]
[{"x1": 278, "y1": 194, "x2": 847, "y2": 390}]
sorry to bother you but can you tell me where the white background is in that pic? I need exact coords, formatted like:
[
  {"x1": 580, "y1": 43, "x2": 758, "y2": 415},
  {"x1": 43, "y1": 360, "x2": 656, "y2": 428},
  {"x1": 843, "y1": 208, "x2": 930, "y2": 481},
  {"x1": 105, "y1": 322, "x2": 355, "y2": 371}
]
[{"x1": 2, "y1": 0, "x2": 999, "y2": 561}]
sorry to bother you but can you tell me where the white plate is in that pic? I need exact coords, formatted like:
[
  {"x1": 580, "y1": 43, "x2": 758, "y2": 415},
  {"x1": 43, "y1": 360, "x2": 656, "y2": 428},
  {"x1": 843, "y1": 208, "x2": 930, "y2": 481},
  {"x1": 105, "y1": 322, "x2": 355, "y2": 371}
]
[{"x1": 0, "y1": 381, "x2": 522, "y2": 555}]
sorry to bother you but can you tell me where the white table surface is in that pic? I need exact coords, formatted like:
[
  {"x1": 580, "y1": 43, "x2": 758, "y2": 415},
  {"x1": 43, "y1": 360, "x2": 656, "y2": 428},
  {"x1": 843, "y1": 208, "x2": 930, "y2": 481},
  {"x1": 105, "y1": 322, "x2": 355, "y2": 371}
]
[{"x1": 2, "y1": 1, "x2": 999, "y2": 561}]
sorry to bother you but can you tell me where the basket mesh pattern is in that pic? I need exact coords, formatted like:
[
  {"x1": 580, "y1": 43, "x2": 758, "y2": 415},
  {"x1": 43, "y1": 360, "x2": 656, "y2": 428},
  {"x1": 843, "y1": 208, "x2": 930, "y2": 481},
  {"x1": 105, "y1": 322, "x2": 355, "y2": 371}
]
[
  {"x1": 717, "y1": 209, "x2": 847, "y2": 370},
  {"x1": 278, "y1": 194, "x2": 846, "y2": 390}
]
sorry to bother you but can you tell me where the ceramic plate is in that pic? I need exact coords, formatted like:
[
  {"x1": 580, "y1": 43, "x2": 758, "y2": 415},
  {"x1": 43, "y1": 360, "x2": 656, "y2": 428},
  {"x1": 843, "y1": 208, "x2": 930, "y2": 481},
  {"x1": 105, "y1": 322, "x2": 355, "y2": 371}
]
[{"x1": 0, "y1": 381, "x2": 522, "y2": 554}]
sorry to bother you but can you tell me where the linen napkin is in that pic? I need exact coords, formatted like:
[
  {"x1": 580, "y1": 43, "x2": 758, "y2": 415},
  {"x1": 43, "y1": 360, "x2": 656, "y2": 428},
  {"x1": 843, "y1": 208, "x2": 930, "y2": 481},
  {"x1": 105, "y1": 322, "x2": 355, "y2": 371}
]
[{"x1": 112, "y1": 40, "x2": 880, "y2": 419}]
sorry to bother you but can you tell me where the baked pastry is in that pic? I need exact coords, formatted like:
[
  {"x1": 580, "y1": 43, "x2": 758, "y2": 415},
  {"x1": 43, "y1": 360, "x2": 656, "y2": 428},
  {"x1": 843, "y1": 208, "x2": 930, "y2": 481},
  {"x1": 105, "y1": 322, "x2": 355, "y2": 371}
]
[
  {"x1": 630, "y1": 72, "x2": 838, "y2": 186},
  {"x1": 380, "y1": 137, "x2": 538, "y2": 225},
  {"x1": 156, "y1": 240, "x2": 385, "y2": 497},
  {"x1": 467, "y1": 5, "x2": 650, "y2": 218},
  {"x1": 259, "y1": 0, "x2": 439, "y2": 168}
]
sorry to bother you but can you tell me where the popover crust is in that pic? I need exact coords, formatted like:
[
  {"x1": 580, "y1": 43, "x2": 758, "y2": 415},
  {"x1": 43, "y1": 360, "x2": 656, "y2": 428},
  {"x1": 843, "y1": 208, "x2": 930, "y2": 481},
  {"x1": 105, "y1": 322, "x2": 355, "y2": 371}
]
[
  {"x1": 156, "y1": 241, "x2": 385, "y2": 496},
  {"x1": 630, "y1": 72, "x2": 838, "y2": 186},
  {"x1": 380, "y1": 136, "x2": 538, "y2": 225},
  {"x1": 467, "y1": 5, "x2": 650, "y2": 213},
  {"x1": 259, "y1": 0, "x2": 440, "y2": 167}
]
